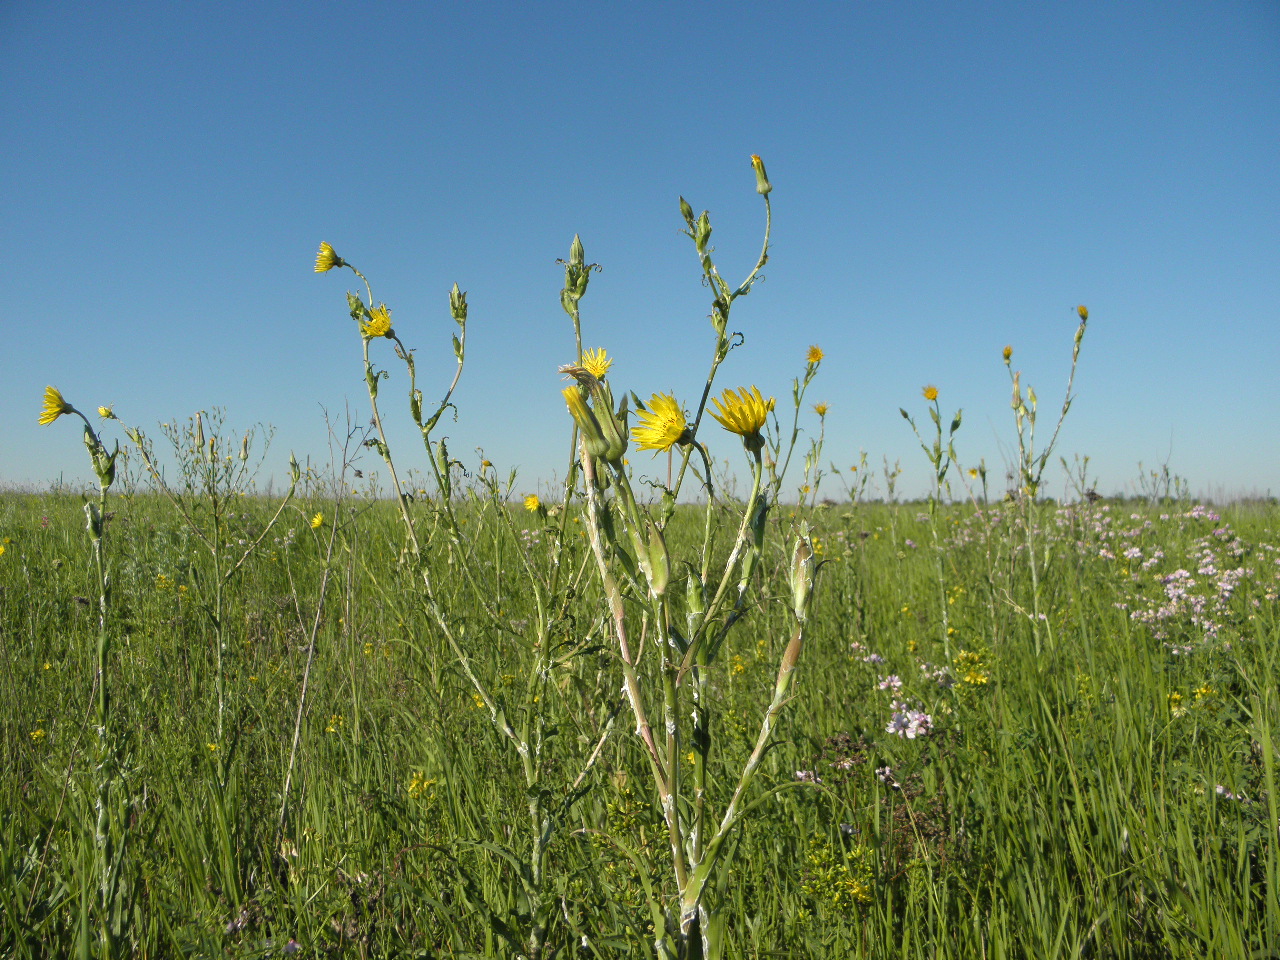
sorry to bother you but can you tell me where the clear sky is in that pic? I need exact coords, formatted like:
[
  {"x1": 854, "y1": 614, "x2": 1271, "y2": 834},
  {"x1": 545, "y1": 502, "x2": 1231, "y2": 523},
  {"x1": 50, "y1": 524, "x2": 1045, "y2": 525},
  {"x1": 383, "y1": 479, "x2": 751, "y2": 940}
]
[{"x1": 3, "y1": 1, "x2": 1278, "y2": 501}]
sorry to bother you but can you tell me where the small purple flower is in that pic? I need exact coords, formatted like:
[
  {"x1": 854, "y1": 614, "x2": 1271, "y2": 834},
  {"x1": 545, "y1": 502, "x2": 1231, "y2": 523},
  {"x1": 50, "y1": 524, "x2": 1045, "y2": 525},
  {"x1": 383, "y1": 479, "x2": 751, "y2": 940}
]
[
  {"x1": 794, "y1": 770, "x2": 821, "y2": 783},
  {"x1": 878, "y1": 674, "x2": 903, "y2": 691}
]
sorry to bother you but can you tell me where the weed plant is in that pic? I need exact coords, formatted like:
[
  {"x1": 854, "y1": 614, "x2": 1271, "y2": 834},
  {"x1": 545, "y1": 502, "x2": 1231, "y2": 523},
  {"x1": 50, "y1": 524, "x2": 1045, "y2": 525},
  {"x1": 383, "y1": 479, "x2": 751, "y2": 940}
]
[{"x1": 3, "y1": 159, "x2": 1277, "y2": 959}]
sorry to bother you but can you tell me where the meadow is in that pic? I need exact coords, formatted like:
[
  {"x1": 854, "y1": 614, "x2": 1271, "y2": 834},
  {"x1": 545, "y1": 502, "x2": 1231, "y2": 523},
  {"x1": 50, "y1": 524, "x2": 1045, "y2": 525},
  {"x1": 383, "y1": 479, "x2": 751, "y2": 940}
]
[{"x1": 4, "y1": 165, "x2": 1278, "y2": 958}]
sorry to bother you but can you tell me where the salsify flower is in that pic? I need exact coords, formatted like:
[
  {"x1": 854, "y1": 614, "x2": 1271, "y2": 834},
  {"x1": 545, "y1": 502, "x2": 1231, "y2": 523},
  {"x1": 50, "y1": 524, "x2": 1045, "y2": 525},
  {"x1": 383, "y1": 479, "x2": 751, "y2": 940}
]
[
  {"x1": 710, "y1": 386, "x2": 774, "y2": 440},
  {"x1": 524, "y1": 494, "x2": 541, "y2": 512},
  {"x1": 813, "y1": 402, "x2": 829, "y2": 417},
  {"x1": 97, "y1": 405, "x2": 114, "y2": 419},
  {"x1": 922, "y1": 384, "x2": 938, "y2": 402},
  {"x1": 1002, "y1": 345, "x2": 1013, "y2": 363},
  {"x1": 632, "y1": 393, "x2": 688, "y2": 454},
  {"x1": 360, "y1": 304, "x2": 392, "y2": 338},
  {"x1": 807, "y1": 345, "x2": 824, "y2": 364},
  {"x1": 38, "y1": 386, "x2": 74, "y2": 426},
  {"x1": 580, "y1": 348, "x2": 612, "y2": 380},
  {"x1": 310, "y1": 512, "x2": 324, "y2": 529},
  {"x1": 315, "y1": 241, "x2": 344, "y2": 273}
]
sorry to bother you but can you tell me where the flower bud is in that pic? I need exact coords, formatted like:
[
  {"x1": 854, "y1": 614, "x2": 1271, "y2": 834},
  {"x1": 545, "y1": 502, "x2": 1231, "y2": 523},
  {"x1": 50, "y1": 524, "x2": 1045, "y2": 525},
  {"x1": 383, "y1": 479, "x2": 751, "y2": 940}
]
[
  {"x1": 645, "y1": 520, "x2": 670, "y2": 597},
  {"x1": 750, "y1": 154, "x2": 772, "y2": 195},
  {"x1": 410, "y1": 389, "x2": 423, "y2": 426},
  {"x1": 239, "y1": 432, "x2": 250, "y2": 462},
  {"x1": 679, "y1": 196, "x2": 695, "y2": 229},
  {"x1": 84, "y1": 501, "x2": 103, "y2": 542},
  {"x1": 194, "y1": 412, "x2": 205, "y2": 455},
  {"x1": 695, "y1": 211, "x2": 712, "y2": 253},
  {"x1": 790, "y1": 523, "x2": 816, "y2": 622},
  {"x1": 450, "y1": 283, "x2": 468, "y2": 324},
  {"x1": 1077, "y1": 304, "x2": 1088, "y2": 322}
]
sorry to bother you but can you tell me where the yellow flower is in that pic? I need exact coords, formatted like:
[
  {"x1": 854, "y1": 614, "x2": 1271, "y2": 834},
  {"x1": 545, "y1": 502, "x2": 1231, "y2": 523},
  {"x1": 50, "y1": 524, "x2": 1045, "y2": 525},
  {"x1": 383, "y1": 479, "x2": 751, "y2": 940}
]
[
  {"x1": 481, "y1": 459, "x2": 492, "y2": 469},
  {"x1": 97, "y1": 405, "x2": 114, "y2": 419},
  {"x1": 922, "y1": 384, "x2": 939, "y2": 402},
  {"x1": 38, "y1": 386, "x2": 73, "y2": 426},
  {"x1": 311, "y1": 512, "x2": 324, "y2": 529},
  {"x1": 806, "y1": 345, "x2": 824, "y2": 364},
  {"x1": 31, "y1": 729, "x2": 46, "y2": 742},
  {"x1": 710, "y1": 386, "x2": 774, "y2": 438},
  {"x1": 1077, "y1": 304, "x2": 1088, "y2": 321},
  {"x1": 1002, "y1": 345, "x2": 1013, "y2": 363},
  {"x1": 360, "y1": 304, "x2": 392, "y2": 338},
  {"x1": 524, "y1": 494, "x2": 541, "y2": 512},
  {"x1": 632, "y1": 393, "x2": 688, "y2": 453},
  {"x1": 813, "y1": 402, "x2": 829, "y2": 417},
  {"x1": 580, "y1": 347, "x2": 612, "y2": 380},
  {"x1": 314, "y1": 241, "x2": 343, "y2": 273},
  {"x1": 968, "y1": 468, "x2": 979, "y2": 478},
  {"x1": 207, "y1": 742, "x2": 219, "y2": 752},
  {"x1": 0, "y1": 545, "x2": 5, "y2": 558}
]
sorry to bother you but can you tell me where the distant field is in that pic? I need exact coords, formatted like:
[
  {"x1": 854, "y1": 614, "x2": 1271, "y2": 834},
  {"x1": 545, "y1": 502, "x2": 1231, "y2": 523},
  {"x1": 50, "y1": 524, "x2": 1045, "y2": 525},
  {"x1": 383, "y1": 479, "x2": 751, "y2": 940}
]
[{"x1": 2, "y1": 488, "x2": 1276, "y2": 958}]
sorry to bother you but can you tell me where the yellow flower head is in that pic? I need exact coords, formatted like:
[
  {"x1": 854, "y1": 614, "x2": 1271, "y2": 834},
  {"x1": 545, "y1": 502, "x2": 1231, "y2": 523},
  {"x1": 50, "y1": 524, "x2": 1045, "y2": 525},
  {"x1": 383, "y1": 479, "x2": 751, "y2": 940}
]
[
  {"x1": 314, "y1": 241, "x2": 344, "y2": 273},
  {"x1": 968, "y1": 467, "x2": 979, "y2": 479},
  {"x1": 922, "y1": 385, "x2": 939, "y2": 402},
  {"x1": 632, "y1": 392, "x2": 688, "y2": 454},
  {"x1": 360, "y1": 304, "x2": 392, "y2": 338},
  {"x1": 580, "y1": 348, "x2": 612, "y2": 380},
  {"x1": 806, "y1": 345, "x2": 824, "y2": 364},
  {"x1": 1002, "y1": 345, "x2": 1013, "y2": 363},
  {"x1": 38, "y1": 386, "x2": 73, "y2": 426},
  {"x1": 1077, "y1": 304, "x2": 1088, "y2": 322},
  {"x1": 97, "y1": 405, "x2": 114, "y2": 419},
  {"x1": 310, "y1": 512, "x2": 324, "y2": 529},
  {"x1": 524, "y1": 494, "x2": 541, "y2": 512},
  {"x1": 710, "y1": 386, "x2": 774, "y2": 439},
  {"x1": 813, "y1": 402, "x2": 829, "y2": 417}
]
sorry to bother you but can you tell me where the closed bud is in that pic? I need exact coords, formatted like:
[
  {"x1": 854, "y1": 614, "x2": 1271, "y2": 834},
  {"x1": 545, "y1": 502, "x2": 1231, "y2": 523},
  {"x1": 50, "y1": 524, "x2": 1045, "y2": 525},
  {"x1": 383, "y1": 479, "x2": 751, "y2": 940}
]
[
  {"x1": 750, "y1": 154, "x2": 772, "y2": 195},
  {"x1": 194, "y1": 412, "x2": 205, "y2": 454},
  {"x1": 410, "y1": 389, "x2": 423, "y2": 426},
  {"x1": 239, "y1": 432, "x2": 250, "y2": 462},
  {"x1": 570, "y1": 234, "x2": 585, "y2": 269},
  {"x1": 695, "y1": 211, "x2": 712, "y2": 253},
  {"x1": 790, "y1": 523, "x2": 816, "y2": 622},
  {"x1": 645, "y1": 520, "x2": 670, "y2": 597},
  {"x1": 1077, "y1": 304, "x2": 1088, "y2": 322},
  {"x1": 435, "y1": 438, "x2": 451, "y2": 498},
  {"x1": 679, "y1": 196, "x2": 696, "y2": 229},
  {"x1": 289, "y1": 452, "x2": 301, "y2": 486}
]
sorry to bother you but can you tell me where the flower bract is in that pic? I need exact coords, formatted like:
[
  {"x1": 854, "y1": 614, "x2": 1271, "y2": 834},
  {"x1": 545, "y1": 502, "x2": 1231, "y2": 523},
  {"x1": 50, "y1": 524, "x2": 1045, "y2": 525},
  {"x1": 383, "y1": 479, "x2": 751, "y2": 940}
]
[{"x1": 631, "y1": 393, "x2": 688, "y2": 454}]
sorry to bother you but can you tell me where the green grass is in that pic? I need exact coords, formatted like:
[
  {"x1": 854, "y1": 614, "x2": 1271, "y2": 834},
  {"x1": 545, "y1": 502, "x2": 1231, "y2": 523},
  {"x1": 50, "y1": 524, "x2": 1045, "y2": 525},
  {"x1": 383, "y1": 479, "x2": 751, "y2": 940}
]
[{"x1": 1, "y1": 489, "x2": 1277, "y2": 958}]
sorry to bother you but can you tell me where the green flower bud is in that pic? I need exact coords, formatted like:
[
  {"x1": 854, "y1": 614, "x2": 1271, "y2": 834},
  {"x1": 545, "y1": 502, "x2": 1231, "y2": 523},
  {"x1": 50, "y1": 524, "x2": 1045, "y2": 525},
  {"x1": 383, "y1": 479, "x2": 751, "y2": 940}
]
[
  {"x1": 410, "y1": 389, "x2": 423, "y2": 426},
  {"x1": 790, "y1": 524, "x2": 816, "y2": 622},
  {"x1": 645, "y1": 520, "x2": 670, "y2": 597},
  {"x1": 84, "y1": 501, "x2": 102, "y2": 542},
  {"x1": 695, "y1": 211, "x2": 712, "y2": 254},
  {"x1": 679, "y1": 196, "x2": 696, "y2": 229},
  {"x1": 289, "y1": 452, "x2": 301, "y2": 486}
]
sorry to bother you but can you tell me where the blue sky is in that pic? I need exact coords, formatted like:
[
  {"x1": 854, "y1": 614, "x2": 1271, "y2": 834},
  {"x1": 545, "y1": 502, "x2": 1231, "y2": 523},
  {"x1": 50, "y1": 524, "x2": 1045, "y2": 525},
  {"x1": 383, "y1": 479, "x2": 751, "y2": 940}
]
[{"x1": 3, "y1": 1, "x2": 1277, "y2": 500}]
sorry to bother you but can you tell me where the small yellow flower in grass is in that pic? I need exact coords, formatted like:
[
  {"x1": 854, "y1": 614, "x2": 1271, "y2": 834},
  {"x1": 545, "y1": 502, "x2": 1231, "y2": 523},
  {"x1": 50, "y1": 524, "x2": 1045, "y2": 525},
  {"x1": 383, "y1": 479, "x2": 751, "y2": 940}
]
[
  {"x1": 314, "y1": 241, "x2": 344, "y2": 273},
  {"x1": 360, "y1": 304, "x2": 392, "y2": 338},
  {"x1": 813, "y1": 402, "x2": 829, "y2": 417},
  {"x1": 38, "y1": 386, "x2": 73, "y2": 426},
  {"x1": 31, "y1": 728, "x2": 46, "y2": 742},
  {"x1": 806, "y1": 344, "x2": 824, "y2": 364},
  {"x1": 710, "y1": 386, "x2": 774, "y2": 441},
  {"x1": 207, "y1": 742, "x2": 219, "y2": 752},
  {"x1": 1168, "y1": 691, "x2": 1187, "y2": 717},
  {"x1": 632, "y1": 392, "x2": 688, "y2": 454},
  {"x1": 0, "y1": 544, "x2": 5, "y2": 558},
  {"x1": 922, "y1": 385, "x2": 939, "y2": 402},
  {"x1": 310, "y1": 512, "x2": 324, "y2": 529},
  {"x1": 580, "y1": 347, "x2": 612, "y2": 380},
  {"x1": 524, "y1": 494, "x2": 541, "y2": 512}
]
